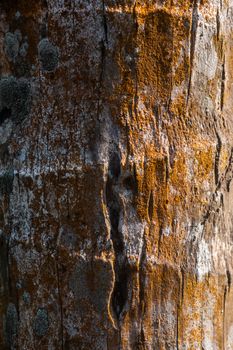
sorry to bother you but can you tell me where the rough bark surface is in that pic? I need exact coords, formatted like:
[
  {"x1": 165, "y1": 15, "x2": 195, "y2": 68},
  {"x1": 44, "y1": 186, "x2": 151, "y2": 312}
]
[{"x1": 0, "y1": 0, "x2": 232, "y2": 349}]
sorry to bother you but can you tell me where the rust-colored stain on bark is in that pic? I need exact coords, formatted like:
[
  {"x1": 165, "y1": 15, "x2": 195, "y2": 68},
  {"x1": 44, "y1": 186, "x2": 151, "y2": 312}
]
[{"x1": 0, "y1": 0, "x2": 232, "y2": 349}]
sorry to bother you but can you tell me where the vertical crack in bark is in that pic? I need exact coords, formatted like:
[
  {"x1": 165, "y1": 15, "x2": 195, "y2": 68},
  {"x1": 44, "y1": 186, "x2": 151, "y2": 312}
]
[
  {"x1": 220, "y1": 58, "x2": 225, "y2": 111},
  {"x1": 226, "y1": 269, "x2": 231, "y2": 291},
  {"x1": 157, "y1": 225, "x2": 163, "y2": 258},
  {"x1": 186, "y1": 0, "x2": 199, "y2": 105},
  {"x1": 102, "y1": 0, "x2": 108, "y2": 44},
  {"x1": 106, "y1": 153, "x2": 129, "y2": 325},
  {"x1": 148, "y1": 191, "x2": 154, "y2": 222},
  {"x1": 214, "y1": 129, "x2": 222, "y2": 185},
  {"x1": 181, "y1": 267, "x2": 185, "y2": 304}
]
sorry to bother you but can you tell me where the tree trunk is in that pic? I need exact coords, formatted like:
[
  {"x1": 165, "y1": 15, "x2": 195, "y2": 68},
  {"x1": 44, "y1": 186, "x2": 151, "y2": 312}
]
[{"x1": 0, "y1": 1, "x2": 232, "y2": 349}]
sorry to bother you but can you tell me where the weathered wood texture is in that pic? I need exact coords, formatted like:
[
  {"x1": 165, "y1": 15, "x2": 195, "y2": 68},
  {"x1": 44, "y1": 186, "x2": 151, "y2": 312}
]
[{"x1": 0, "y1": 1, "x2": 232, "y2": 349}]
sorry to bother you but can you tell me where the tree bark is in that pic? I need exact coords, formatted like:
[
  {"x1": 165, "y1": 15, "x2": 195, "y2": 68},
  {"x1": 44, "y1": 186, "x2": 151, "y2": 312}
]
[{"x1": 0, "y1": 0, "x2": 232, "y2": 349}]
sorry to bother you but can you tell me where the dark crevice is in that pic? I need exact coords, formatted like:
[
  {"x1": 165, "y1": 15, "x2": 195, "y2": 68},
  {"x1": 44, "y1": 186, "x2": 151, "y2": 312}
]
[
  {"x1": 64, "y1": 338, "x2": 70, "y2": 350},
  {"x1": 181, "y1": 267, "x2": 185, "y2": 303},
  {"x1": 226, "y1": 269, "x2": 231, "y2": 291},
  {"x1": 0, "y1": 143, "x2": 10, "y2": 166},
  {"x1": 106, "y1": 152, "x2": 129, "y2": 322},
  {"x1": 156, "y1": 157, "x2": 169, "y2": 184},
  {"x1": 102, "y1": 0, "x2": 108, "y2": 44},
  {"x1": 109, "y1": 205, "x2": 121, "y2": 235},
  {"x1": 216, "y1": 8, "x2": 220, "y2": 41},
  {"x1": 0, "y1": 169, "x2": 14, "y2": 195},
  {"x1": 214, "y1": 130, "x2": 222, "y2": 185},
  {"x1": 123, "y1": 174, "x2": 137, "y2": 193},
  {"x1": 0, "y1": 107, "x2": 12, "y2": 125},
  {"x1": 112, "y1": 265, "x2": 129, "y2": 319},
  {"x1": 220, "y1": 59, "x2": 225, "y2": 111},
  {"x1": 226, "y1": 178, "x2": 231, "y2": 192},
  {"x1": 165, "y1": 156, "x2": 169, "y2": 183},
  {"x1": 109, "y1": 153, "x2": 121, "y2": 179},
  {"x1": 157, "y1": 225, "x2": 163, "y2": 257},
  {"x1": 148, "y1": 191, "x2": 154, "y2": 222}
]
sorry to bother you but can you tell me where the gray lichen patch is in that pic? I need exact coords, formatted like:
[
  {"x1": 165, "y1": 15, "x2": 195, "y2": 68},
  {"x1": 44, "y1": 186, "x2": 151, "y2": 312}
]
[
  {"x1": 4, "y1": 30, "x2": 29, "y2": 64},
  {"x1": 38, "y1": 38, "x2": 59, "y2": 72},
  {"x1": 14, "y1": 30, "x2": 22, "y2": 43},
  {"x1": 5, "y1": 303, "x2": 18, "y2": 345},
  {"x1": 0, "y1": 76, "x2": 31, "y2": 123},
  {"x1": 15, "y1": 11, "x2": 21, "y2": 20},
  {"x1": 19, "y1": 42, "x2": 29, "y2": 58},
  {"x1": 33, "y1": 308, "x2": 49, "y2": 337},
  {"x1": 4, "y1": 32, "x2": 20, "y2": 62},
  {"x1": 22, "y1": 291, "x2": 31, "y2": 304}
]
